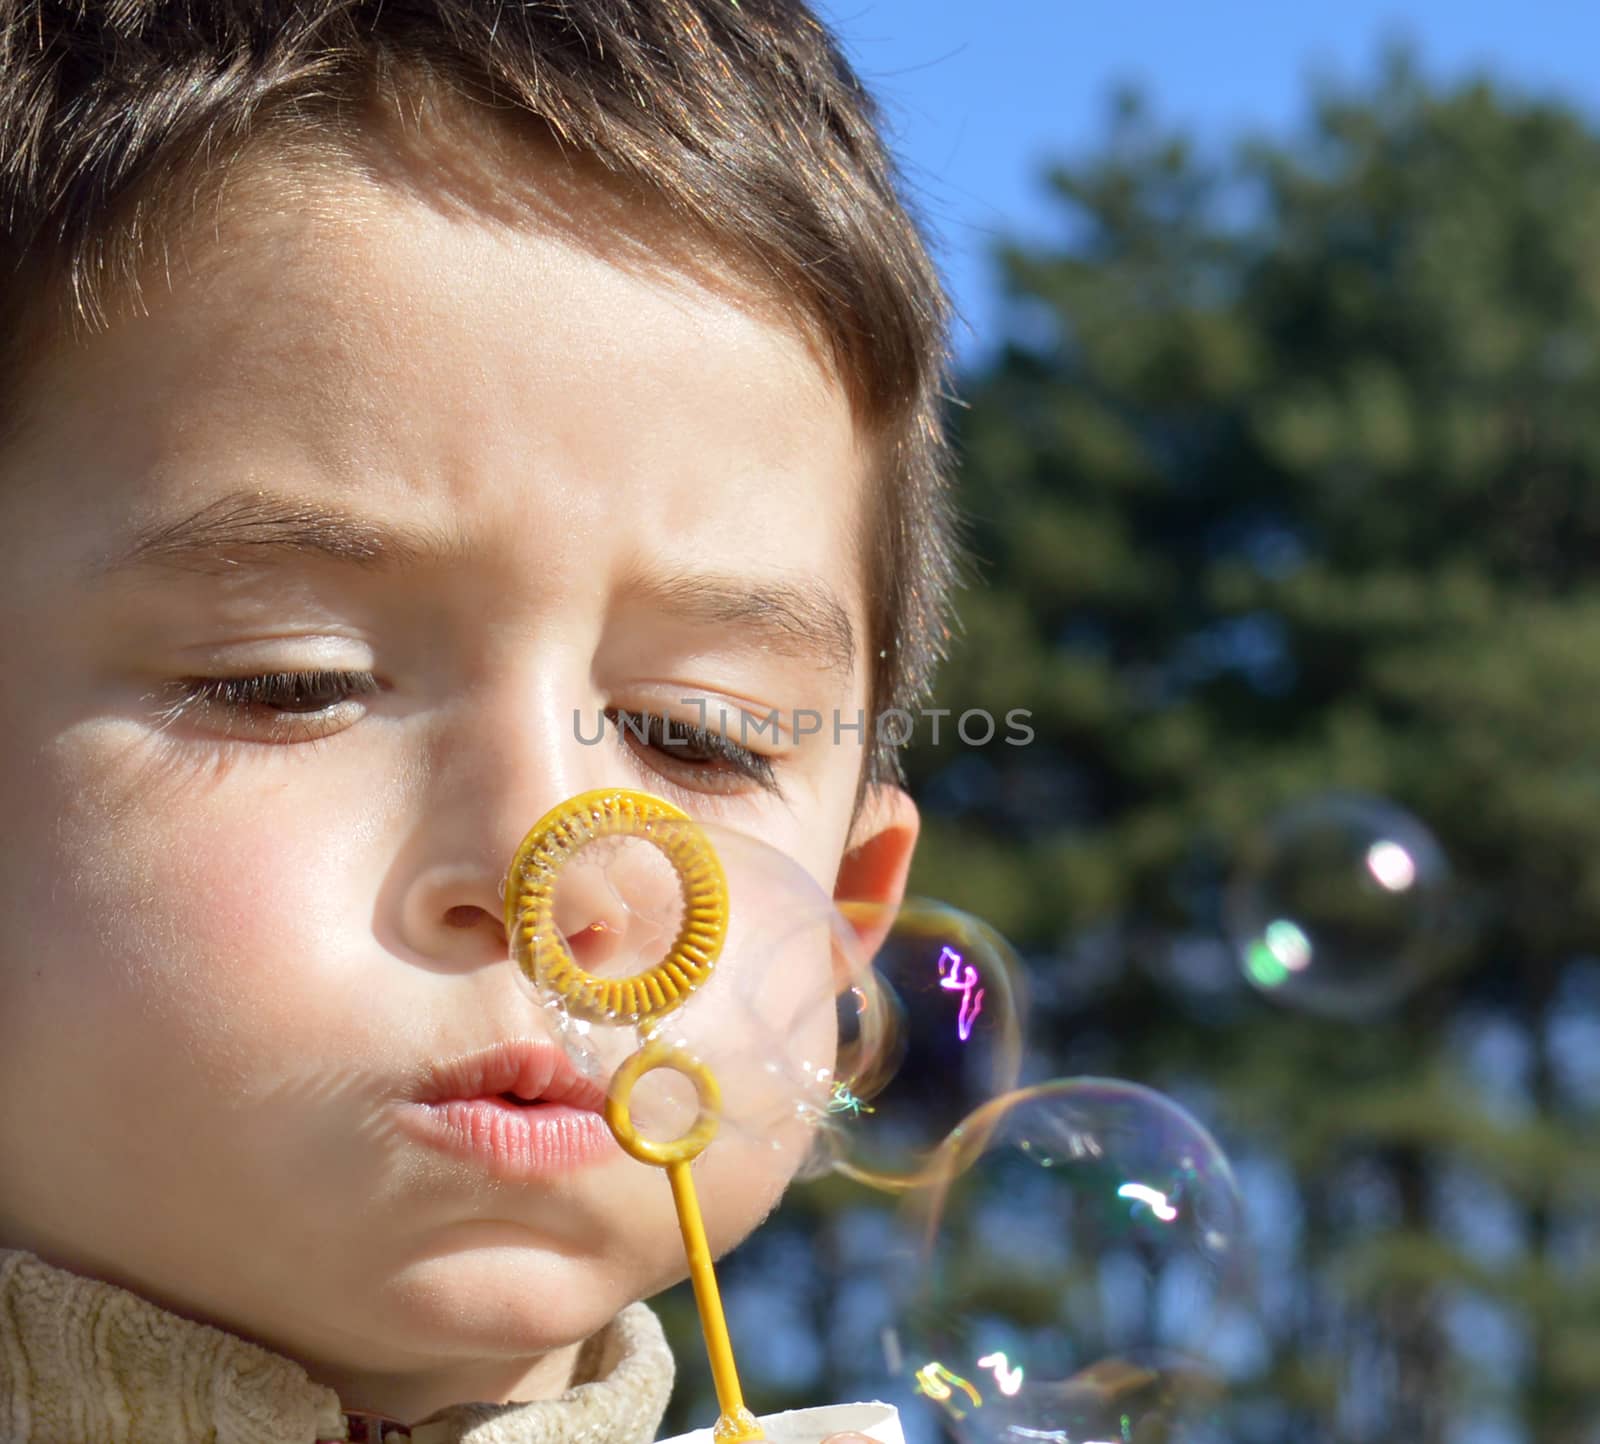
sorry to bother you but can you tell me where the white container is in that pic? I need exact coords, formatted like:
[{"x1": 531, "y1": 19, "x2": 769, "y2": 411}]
[{"x1": 658, "y1": 1401, "x2": 904, "y2": 1444}]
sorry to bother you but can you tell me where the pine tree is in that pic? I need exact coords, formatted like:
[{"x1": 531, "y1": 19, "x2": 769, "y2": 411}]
[{"x1": 905, "y1": 50, "x2": 1600, "y2": 1444}]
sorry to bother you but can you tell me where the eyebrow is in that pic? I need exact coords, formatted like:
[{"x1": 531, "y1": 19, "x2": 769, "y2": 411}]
[
  {"x1": 627, "y1": 568, "x2": 857, "y2": 682},
  {"x1": 88, "y1": 492, "x2": 465, "y2": 578},
  {"x1": 90, "y1": 491, "x2": 858, "y2": 680}
]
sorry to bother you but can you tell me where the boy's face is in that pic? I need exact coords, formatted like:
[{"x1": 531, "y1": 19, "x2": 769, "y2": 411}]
[{"x1": 0, "y1": 141, "x2": 916, "y2": 1418}]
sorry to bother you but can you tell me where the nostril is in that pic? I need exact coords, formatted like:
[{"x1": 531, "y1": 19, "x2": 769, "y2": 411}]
[
  {"x1": 565, "y1": 918, "x2": 618, "y2": 966},
  {"x1": 443, "y1": 904, "x2": 486, "y2": 930}
]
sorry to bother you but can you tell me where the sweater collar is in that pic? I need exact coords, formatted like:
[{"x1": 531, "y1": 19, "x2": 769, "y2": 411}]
[{"x1": 0, "y1": 1247, "x2": 674, "y2": 1444}]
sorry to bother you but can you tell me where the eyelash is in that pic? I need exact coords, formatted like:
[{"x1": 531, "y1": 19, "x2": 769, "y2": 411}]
[
  {"x1": 605, "y1": 707, "x2": 780, "y2": 798},
  {"x1": 156, "y1": 670, "x2": 381, "y2": 740},
  {"x1": 153, "y1": 674, "x2": 782, "y2": 798}
]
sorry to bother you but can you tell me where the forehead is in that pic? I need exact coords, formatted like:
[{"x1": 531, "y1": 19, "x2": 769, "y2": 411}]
[
  {"x1": 13, "y1": 135, "x2": 873, "y2": 665},
  {"x1": 169, "y1": 133, "x2": 853, "y2": 455}
]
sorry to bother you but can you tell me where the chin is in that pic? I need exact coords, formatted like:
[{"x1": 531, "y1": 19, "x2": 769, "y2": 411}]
[{"x1": 333, "y1": 1247, "x2": 634, "y2": 1361}]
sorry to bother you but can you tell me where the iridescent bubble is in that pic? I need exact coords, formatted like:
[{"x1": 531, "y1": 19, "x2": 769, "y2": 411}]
[
  {"x1": 887, "y1": 1080, "x2": 1255, "y2": 1444},
  {"x1": 505, "y1": 794, "x2": 875, "y2": 1164},
  {"x1": 1224, "y1": 791, "x2": 1454, "y2": 1019},
  {"x1": 824, "y1": 899, "x2": 1027, "y2": 1191}
]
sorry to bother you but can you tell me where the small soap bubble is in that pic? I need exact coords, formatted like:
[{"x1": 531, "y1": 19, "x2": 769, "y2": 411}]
[
  {"x1": 888, "y1": 1080, "x2": 1255, "y2": 1444},
  {"x1": 826, "y1": 900, "x2": 1026, "y2": 1191},
  {"x1": 1225, "y1": 791, "x2": 1454, "y2": 1019}
]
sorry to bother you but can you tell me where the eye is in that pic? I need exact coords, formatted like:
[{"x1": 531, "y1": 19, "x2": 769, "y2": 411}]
[
  {"x1": 156, "y1": 670, "x2": 381, "y2": 742},
  {"x1": 605, "y1": 707, "x2": 780, "y2": 798}
]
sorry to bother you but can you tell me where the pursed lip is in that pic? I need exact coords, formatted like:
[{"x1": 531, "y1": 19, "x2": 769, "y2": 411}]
[
  {"x1": 396, "y1": 1037, "x2": 617, "y2": 1180},
  {"x1": 411, "y1": 1036, "x2": 608, "y2": 1111}
]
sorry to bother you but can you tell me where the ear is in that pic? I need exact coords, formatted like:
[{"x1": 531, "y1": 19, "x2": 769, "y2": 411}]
[{"x1": 834, "y1": 782, "x2": 920, "y2": 960}]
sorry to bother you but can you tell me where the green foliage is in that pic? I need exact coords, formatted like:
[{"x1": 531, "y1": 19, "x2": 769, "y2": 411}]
[{"x1": 894, "y1": 47, "x2": 1600, "y2": 1444}]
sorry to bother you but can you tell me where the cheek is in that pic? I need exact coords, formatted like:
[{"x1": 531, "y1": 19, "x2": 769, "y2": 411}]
[
  {"x1": 0, "y1": 737, "x2": 375, "y2": 1085},
  {"x1": 0, "y1": 739, "x2": 411, "y2": 1200},
  {"x1": 758, "y1": 763, "x2": 864, "y2": 906},
  {"x1": 695, "y1": 1107, "x2": 817, "y2": 1259}
]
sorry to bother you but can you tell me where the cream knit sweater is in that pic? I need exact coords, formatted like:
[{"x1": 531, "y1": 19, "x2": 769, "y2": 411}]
[{"x1": 0, "y1": 1249, "x2": 675, "y2": 1444}]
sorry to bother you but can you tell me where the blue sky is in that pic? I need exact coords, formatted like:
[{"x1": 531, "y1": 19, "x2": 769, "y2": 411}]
[{"x1": 813, "y1": 1, "x2": 1600, "y2": 371}]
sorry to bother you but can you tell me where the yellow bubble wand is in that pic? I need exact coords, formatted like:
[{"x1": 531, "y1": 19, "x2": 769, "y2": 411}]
[{"x1": 506, "y1": 788, "x2": 763, "y2": 1444}]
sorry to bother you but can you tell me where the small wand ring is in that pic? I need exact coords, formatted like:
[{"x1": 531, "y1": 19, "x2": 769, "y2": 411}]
[{"x1": 605, "y1": 1039, "x2": 722, "y2": 1165}]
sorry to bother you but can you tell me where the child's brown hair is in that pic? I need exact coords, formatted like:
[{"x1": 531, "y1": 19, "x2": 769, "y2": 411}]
[{"x1": 0, "y1": 0, "x2": 962, "y2": 790}]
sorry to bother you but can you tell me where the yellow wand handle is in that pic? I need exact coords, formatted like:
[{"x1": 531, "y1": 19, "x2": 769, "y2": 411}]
[
  {"x1": 667, "y1": 1156, "x2": 761, "y2": 1444},
  {"x1": 607, "y1": 1043, "x2": 763, "y2": 1444}
]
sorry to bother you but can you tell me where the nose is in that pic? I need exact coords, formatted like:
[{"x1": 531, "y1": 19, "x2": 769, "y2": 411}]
[
  {"x1": 387, "y1": 681, "x2": 595, "y2": 969},
  {"x1": 400, "y1": 826, "x2": 686, "y2": 978},
  {"x1": 385, "y1": 691, "x2": 683, "y2": 975},
  {"x1": 396, "y1": 859, "x2": 513, "y2": 966}
]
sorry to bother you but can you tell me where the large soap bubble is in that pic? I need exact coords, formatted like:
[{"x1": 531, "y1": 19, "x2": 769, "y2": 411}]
[
  {"x1": 1225, "y1": 791, "x2": 1455, "y2": 1019},
  {"x1": 887, "y1": 1080, "x2": 1256, "y2": 1444},
  {"x1": 505, "y1": 790, "x2": 875, "y2": 1163},
  {"x1": 821, "y1": 899, "x2": 1027, "y2": 1191}
]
